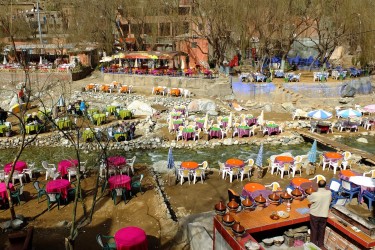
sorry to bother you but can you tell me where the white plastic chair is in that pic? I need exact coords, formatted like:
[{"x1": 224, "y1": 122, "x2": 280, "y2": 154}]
[
  {"x1": 179, "y1": 169, "x2": 191, "y2": 185},
  {"x1": 42, "y1": 161, "x2": 57, "y2": 180},
  {"x1": 22, "y1": 162, "x2": 36, "y2": 181},
  {"x1": 11, "y1": 170, "x2": 24, "y2": 186},
  {"x1": 240, "y1": 166, "x2": 251, "y2": 181},
  {"x1": 290, "y1": 163, "x2": 302, "y2": 177},
  {"x1": 67, "y1": 167, "x2": 78, "y2": 182},
  {"x1": 363, "y1": 170, "x2": 375, "y2": 178},
  {"x1": 218, "y1": 161, "x2": 229, "y2": 179},
  {"x1": 127, "y1": 156, "x2": 137, "y2": 175},
  {"x1": 227, "y1": 168, "x2": 240, "y2": 183},
  {"x1": 193, "y1": 169, "x2": 204, "y2": 184},
  {"x1": 265, "y1": 182, "x2": 281, "y2": 192},
  {"x1": 328, "y1": 159, "x2": 343, "y2": 175},
  {"x1": 276, "y1": 164, "x2": 290, "y2": 179},
  {"x1": 309, "y1": 174, "x2": 326, "y2": 183}
]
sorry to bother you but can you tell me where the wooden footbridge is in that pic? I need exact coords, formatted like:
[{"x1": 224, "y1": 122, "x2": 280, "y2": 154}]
[{"x1": 298, "y1": 130, "x2": 375, "y2": 166}]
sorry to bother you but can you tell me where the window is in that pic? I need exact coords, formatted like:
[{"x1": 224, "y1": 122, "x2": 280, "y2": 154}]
[
  {"x1": 183, "y1": 22, "x2": 189, "y2": 34},
  {"x1": 191, "y1": 42, "x2": 197, "y2": 48},
  {"x1": 160, "y1": 23, "x2": 171, "y2": 36}
]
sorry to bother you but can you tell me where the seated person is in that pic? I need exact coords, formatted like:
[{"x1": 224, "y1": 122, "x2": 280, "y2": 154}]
[{"x1": 26, "y1": 114, "x2": 34, "y2": 124}]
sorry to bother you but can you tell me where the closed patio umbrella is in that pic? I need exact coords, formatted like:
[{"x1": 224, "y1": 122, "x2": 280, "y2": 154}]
[
  {"x1": 228, "y1": 112, "x2": 233, "y2": 128},
  {"x1": 255, "y1": 143, "x2": 263, "y2": 168},
  {"x1": 167, "y1": 147, "x2": 175, "y2": 169},
  {"x1": 181, "y1": 58, "x2": 185, "y2": 70},
  {"x1": 39, "y1": 56, "x2": 43, "y2": 65},
  {"x1": 134, "y1": 59, "x2": 138, "y2": 68},
  {"x1": 204, "y1": 113, "x2": 209, "y2": 130},
  {"x1": 308, "y1": 140, "x2": 317, "y2": 163},
  {"x1": 168, "y1": 114, "x2": 173, "y2": 132},
  {"x1": 3, "y1": 55, "x2": 7, "y2": 65},
  {"x1": 57, "y1": 95, "x2": 65, "y2": 107},
  {"x1": 257, "y1": 111, "x2": 264, "y2": 125}
]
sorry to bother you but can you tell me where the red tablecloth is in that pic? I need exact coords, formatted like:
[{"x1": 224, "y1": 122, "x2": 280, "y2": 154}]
[
  {"x1": 0, "y1": 183, "x2": 14, "y2": 200},
  {"x1": 108, "y1": 175, "x2": 131, "y2": 190},
  {"x1": 114, "y1": 227, "x2": 148, "y2": 250},
  {"x1": 181, "y1": 162, "x2": 199, "y2": 170},
  {"x1": 225, "y1": 159, "x2": 245, "y2": 168},
  {"x1": 46, "y1": 179, "x2": 71, "y2": 199},
  {"x1": 4, "y1": 161, "x2": 27, "y2": 174},
  {"x1": 58, "y1": 159, "x2": 79, "y2": 176},
  {"x1": 108, "y1": 156, "x2": 127, "y2": 167}
]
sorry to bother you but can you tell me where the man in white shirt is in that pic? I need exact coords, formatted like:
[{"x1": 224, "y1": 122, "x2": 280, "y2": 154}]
[{"x1": 307, "y1": 180, "x2": 332, "y2": 248}]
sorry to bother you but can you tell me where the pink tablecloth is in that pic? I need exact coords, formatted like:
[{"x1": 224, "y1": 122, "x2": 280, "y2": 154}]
[
  {"x1": 115, "y1": 227, "x2": 148, "y2": 250},
  {"x1": 108, "y1": 175, "x2": 131, "y2": 190},
  {"x1": 46, "y1": 179, "x2": 71, "y2": 199},
  {"x1": 4, "y1": 161, "x2": 27, "y2": 174},
  {"x1": 0, "y1": 183, "x2": 14, "y2": 200},
  {"x1": 58, "y1": 159, "x2": 79, "y2": 176},
  {"x1": 108, "y1": 156, "x2": 127, "y2": 167}
]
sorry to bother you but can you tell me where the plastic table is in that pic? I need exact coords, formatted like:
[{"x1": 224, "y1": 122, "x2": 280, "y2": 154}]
[
  {"x1": 181, "y1": 162, "x2": 199, "y2": 170},
  {"x1": 4, "y1": 161, "x2": 27, "y2": 174},
  {"x1": 46, "y1": 179, "x2": 71, "y2": 199},
  {"x1": 225, "y1": 159, "x2": 245, "y2": 169},
  {"x1": 58, "y1": 159, "x2": 79, "y2": 176},
  {"x1": 0, "y1": 183, "x2": 14, "y2": 200},
  {"x1": 114, "y1": 226, "x2": 147, "y2": 250},
  {"x1": 107, "y1": 156, "x2": 127, "y2": 167},
  {"x1": 108, "y1": 175, "x2": 131, "y2": 190}
]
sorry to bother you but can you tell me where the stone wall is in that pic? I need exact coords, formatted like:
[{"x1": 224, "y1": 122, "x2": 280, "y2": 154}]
[
  {"x1": 103, "y1": 73, "x2": 233, "y2": 98},
  {"x1": 0, "y1": 71, "x2": 72, "y2": 84}
]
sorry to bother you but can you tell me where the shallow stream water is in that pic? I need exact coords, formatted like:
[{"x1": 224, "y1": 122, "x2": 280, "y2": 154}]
[
  {"x1": 0, "y1": 141, "x2": 329, "y2": 170},
  {"x1": 335, "y1": 135, "x2": 375, "y2": 154}
]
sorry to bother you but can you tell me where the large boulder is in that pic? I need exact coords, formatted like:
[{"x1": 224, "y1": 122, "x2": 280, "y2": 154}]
[
  {"x1": 127, "y1": 100, "x2": 156, "y2": 116},
  {"x1": 188, "y1": 99, "x2": 217, "y2": 115},
  {"x1": 340, "y1": 83, "x2": 356, "y2": 97}
]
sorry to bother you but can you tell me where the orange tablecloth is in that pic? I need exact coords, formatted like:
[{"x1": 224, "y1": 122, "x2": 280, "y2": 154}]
[
  {"x1": 154, "y1": 87, "x2": 164, "y2": 94},
  {"x1": 324, "y1": 152, "x2": 343, "y2": 160},
  {"x1": 119, "y1": 86, "x2": 128, "y2": 93},
  {"x1": 86, "y1": 84, "x2": 95, "y2": 90},
  {"x1": 181, "y1": 161, "x2": 199, "y2": 169},
  {"x1": 225, "y1": 159, "x2": 245, "y2": 168},
  {"x1": 101, "y1": 85, "x2": 110, "y2": 92},
  {"x1": 340, "y1": 170, "x2": 356, "y2": 177},
  {"x1": 170, "y1": 88, "x2": 181, "y2": 96},
  {"x1": 275, "y1": 156, "x2": 294, "y2": 163},
  {"x1": 244, "y1": 183, "x2": 266, "y2": 192},
  {"x1": 291, "y1": 177, "x2": 311, "y2": 187}
]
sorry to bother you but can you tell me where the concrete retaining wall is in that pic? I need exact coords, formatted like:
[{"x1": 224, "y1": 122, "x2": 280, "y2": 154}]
[{"x1": 103, "y1": 73, "x2": 233, "y2": 98}]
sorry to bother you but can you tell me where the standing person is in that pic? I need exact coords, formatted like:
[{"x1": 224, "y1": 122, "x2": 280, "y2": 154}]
[
  {"x1": 0, "y1": 107, "x2": 8, "y2": 124},
  {"x1": 129, "y1": 122, "x2": 136, "y2": 140},
  {"x1": 307, "y1": 180, "x2": 332, "y2": 248},
  {"x1": 18, "y1": 88, "x2": 25, "y2": 103}
]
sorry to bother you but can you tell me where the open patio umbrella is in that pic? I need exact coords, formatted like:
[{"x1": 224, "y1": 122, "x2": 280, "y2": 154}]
[
  {"x1": 307, "y1": 109, "x2": 332, "y2": 120},
  {"x1": 255, "y1": 143, "x2": 263, "y2": 168},
  {"x1": 337, "y1": 108, "x2": 362, "y2": 119},
  {"x1": 167, "y1": 147, "x2": 175, "y2": 169},
  {"x1": 308, "y1": 140, "x2": 317, "y2": 163},
  {"x1": 363, "y1": 104, "x2": 375, "y2": 113},
  {"x1": 3, "y1": 55, "x2": 7, "y2": 65}
]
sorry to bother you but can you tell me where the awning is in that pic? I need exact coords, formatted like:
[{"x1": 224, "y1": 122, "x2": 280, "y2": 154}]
[{"x1": 123, "y1": 51, "x2": 188, "y2": 60}]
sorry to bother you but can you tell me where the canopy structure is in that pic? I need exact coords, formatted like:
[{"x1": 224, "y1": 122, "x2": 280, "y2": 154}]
[{"x1": 122, "y1": 51, "x2": 188, "y2": 60}]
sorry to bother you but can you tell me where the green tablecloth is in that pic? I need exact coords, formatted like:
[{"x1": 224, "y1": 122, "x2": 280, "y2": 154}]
[
  {"x1": 93, "y1": 113, "x2": 106, "y2": 126},
  {"x1": 57, "y1": 119, "x2": 72, "y2": 130},
  {"x1": 118, "y1": 110, "x2": 132, "y2": 120},
  {"x1": 222, "y1": 117, "x2": 229, "y2": 122},
  {"x1": 106, "y1": 106, "x2": 116, "y2": 114},
  {"x1": 210, "y1": 127, "x2": 221, "y2": 131},
  {"x1": 266, "y1": 124, "x2": 278, "y2": 128},
  {"x1": 25, "y1": 124, "x2": 39, "y2": 134},
  {"x1": 238, "y1": 125, "x2": 250, "y2": 130},
  {"x1": 114, "y1": 133, "x2": 127, "y2": 141},
  {"x1": 38, "y1": 110, "x2": 51, "y2": 119},
  {"x1": 173, "y1": 120, "x2": 183, "y2": 125},
  {"x1": 0, "y1": 124, "x2": 8, "y2": 133},
  {"x1": 183, "y1": 128, "x2": 195, "y2": 133},
  {"x1": 82, "y1": 129, "x2": 94, "y2": 141},
  {"x1": 87, "y1": 108, "x2": 99, "y2": 115}
]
